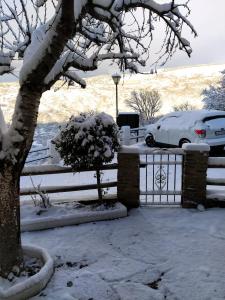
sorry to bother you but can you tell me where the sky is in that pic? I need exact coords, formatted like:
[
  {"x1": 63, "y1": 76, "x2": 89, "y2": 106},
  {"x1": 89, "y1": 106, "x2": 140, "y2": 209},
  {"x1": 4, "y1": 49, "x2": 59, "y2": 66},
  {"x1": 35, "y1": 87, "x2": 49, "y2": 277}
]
[
  {"x1": 164, "y1": 0, "x2": 225, "y2": 68},
  {"x1": 1, "y1": 0, "x2": 225, "y2": 82}
]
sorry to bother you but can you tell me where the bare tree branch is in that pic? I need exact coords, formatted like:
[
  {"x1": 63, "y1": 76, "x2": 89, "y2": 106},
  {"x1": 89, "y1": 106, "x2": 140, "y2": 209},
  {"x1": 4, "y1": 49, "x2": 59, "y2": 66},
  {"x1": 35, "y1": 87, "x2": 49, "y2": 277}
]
[{"x1": 126, "y1": 89, "x2": 162, "y2": 122}]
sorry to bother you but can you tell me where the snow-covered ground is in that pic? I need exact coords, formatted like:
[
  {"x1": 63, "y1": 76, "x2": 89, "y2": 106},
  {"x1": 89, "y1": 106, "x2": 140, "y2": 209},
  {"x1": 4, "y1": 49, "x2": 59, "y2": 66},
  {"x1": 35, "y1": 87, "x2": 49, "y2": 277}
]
[
  {"x1": 19, "y1": 148, "x2": 225, "y2": 299},
  {"x1": 22, "y1": 207, "x2": 225, "y2": 300}
]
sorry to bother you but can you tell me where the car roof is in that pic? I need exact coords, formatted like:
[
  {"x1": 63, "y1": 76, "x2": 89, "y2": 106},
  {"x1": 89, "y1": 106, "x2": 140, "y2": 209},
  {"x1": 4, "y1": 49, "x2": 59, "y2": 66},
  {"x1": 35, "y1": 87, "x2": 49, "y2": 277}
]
[{"x1": 162, "y1": 110, "x2": 225, "y2": 121}]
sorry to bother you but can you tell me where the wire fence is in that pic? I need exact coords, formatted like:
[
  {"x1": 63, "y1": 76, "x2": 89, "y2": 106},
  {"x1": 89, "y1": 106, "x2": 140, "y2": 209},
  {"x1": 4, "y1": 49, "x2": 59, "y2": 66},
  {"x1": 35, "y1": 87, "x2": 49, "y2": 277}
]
[{"x1": 26, "y1": 147, "x2": 50, "y2": 164}]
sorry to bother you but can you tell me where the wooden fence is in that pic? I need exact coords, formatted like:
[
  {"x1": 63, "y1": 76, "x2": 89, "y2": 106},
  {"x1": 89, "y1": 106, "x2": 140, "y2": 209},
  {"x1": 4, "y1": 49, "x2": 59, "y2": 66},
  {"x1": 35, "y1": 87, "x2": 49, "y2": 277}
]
[
  {"x1": 207, "y1": 157, "x2": 225, "y2": 207},
  {"x1": 22, "y1": 144, "x2": 225, "y2": 209},
  {"x1": 21, "y1": 164, "x2": 118, "y2": 197}
]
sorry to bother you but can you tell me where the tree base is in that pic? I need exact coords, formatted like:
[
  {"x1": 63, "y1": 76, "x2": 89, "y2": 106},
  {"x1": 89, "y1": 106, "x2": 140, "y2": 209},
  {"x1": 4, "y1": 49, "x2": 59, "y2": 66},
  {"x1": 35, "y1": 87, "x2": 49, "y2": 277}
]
[{"x1": 0, "y1": 245, "x2": 54, "y2": 300}]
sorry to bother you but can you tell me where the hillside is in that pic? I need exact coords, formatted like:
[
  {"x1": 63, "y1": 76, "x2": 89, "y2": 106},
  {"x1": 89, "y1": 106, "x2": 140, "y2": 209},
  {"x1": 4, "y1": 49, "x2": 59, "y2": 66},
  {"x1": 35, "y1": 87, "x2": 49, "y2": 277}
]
[{"x1": 0, "y1": 63, "x2": 225, "y2": 124}]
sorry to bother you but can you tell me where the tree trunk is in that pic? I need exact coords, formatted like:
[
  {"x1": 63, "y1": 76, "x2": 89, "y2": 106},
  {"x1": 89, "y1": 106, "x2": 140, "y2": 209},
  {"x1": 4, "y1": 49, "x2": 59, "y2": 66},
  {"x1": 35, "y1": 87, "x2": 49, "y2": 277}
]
[
  {"x1": 96, "y1": 169, "x2": 103, "y2": 202},
  {"x1": 0, "y1": 0, "x2": 75, "y2": 278},
  {"x1": 0, "y1": 164, "x2": 22, "y2": 277}
]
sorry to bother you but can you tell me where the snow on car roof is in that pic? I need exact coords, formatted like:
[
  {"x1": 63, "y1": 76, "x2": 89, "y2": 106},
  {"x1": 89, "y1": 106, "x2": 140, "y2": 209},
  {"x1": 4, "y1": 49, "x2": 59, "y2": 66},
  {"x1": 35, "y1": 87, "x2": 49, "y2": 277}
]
[
  {"x1": 163, "y1": 110, "x2": 225, "y2": 120},
  {"x1": 159, "y1": 110, "x2": 225, "y2": 129}
]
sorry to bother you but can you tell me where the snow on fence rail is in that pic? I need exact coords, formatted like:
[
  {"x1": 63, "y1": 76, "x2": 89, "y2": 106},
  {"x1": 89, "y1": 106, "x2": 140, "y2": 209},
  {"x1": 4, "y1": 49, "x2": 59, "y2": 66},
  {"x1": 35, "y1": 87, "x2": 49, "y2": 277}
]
[
  {"x1": 208, "y1": 157, "x2": 225, "y2": 168},
  {"x1": 22, "y1": 163, "x2": 118, "y2": 176},
  {"x1": 120, "y1": 146, "x2": 184, "y2": 155}
]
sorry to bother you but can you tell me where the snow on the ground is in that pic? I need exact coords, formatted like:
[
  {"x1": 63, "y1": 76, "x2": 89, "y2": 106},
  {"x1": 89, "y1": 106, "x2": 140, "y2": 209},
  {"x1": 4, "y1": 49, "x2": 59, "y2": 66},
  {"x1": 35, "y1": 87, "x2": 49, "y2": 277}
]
[
  {"x1": 21, "y1": 207, "x2": 225, "y2": 300},
  {"x1": 18, "y1": 141, "x2": 225, "y2": 299}
]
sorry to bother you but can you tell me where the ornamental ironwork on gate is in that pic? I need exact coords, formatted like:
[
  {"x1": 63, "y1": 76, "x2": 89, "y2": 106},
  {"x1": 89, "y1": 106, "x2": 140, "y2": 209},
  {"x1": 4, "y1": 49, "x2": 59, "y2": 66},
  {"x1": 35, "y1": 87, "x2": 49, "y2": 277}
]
[{"x1": 140, "y1": 149, "x2": 184, "y2": 206}]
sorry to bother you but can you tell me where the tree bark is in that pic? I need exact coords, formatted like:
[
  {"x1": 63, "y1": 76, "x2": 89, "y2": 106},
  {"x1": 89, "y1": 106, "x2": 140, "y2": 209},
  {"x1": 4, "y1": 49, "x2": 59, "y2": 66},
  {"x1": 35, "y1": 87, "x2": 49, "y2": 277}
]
[
  {"x1": 0, "y1": 164, "x2": 22, "y2": 277},
  {"x1": 96, "y1": 169, "x2": 103, "y2": 202}
]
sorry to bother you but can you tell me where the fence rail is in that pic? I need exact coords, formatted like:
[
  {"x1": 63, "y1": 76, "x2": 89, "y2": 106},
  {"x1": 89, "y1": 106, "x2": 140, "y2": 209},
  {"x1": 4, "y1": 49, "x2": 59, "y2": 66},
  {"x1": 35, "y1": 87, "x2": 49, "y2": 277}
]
[
  {"x1": 21, "y1": 163, "x2": 118, "y2": 197},
  {"x1": 206, "y1": 156, "x2": 225, "y2": 205},
  {"x1": 22, "y1": 163, "x2": 118, "y2": 176},
  {"x1": 20, "y1": 181, "x2": 117, "y2": 196},
  {"x1": 120, "y1": 146, "x2": 184, "y2": 155},
  {"x1": 120, "y1": 126, "x2": 146, "y2": 144},
  {"x1": 208, "y1": 157, "x2": 225, "y2": 168},
  {"x1": 29, "y1": 147, "x2": 49, "y2": 154},
  {"x1": 26, "y1": 146, "x2": 50, "y2": 164},
  {"x1": 26, "y1": 155, "x2": 51, "y2": 164}
]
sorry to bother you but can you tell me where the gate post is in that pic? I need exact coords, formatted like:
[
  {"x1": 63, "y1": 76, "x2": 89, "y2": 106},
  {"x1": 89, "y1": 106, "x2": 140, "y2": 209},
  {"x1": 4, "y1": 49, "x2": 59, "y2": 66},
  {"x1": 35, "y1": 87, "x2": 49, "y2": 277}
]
[
  {"x1": 117, "y1": 150, "x2": 140, "y2": 208},
  {"x1": 182, "y1": 143, "x2": 209, "y2": 208},
  {"x1": 121, "y1": 126, "x2": 131, "y2": 145}
]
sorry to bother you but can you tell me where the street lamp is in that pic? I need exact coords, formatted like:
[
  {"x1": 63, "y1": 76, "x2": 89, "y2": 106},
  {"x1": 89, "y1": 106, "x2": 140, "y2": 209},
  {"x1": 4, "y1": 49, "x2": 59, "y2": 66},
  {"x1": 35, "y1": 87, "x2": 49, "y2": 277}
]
[{"x1": 112, "y1": 73, "x2": 121, "y2": 119}]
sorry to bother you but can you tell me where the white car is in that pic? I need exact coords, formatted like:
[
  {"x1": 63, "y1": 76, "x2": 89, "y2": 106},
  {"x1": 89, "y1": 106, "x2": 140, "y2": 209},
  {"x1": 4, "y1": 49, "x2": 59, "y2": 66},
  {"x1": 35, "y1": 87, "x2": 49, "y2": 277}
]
[{"x1": 145, "y1": 110, "x2": 225, "y2": 150}]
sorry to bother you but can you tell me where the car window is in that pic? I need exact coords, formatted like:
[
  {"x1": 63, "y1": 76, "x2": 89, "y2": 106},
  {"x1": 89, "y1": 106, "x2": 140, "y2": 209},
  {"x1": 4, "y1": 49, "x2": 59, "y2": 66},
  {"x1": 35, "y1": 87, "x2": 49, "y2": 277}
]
[
  {"x1": 159, "y1": 116, "x2": 178, "y2": 126},
  {"x1": 204, "y1": 117, "x2": 225, "y2": 128},
  {"x1": 203, "y1": 115, "x2": 225, "y2": 122}
]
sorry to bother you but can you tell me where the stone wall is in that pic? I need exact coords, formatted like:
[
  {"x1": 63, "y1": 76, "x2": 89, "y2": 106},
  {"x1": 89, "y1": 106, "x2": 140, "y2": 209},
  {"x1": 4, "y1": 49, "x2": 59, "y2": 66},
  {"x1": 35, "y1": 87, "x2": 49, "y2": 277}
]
[{"x1": 181, "y1": 144, "x2": 209, "y2": 208}]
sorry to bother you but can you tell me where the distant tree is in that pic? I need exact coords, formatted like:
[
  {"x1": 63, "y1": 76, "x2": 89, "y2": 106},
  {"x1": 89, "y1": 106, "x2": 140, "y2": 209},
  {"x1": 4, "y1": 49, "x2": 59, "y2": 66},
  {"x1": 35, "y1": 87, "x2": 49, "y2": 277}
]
[
  {"x1": 173, "y1": 102, "x2": 196, "y2": 111},
  {"x1": 202, "y1": 70, "x2": 225, "y2": 111},
  {"x1": 53, "y1": 113, "x2": 120, "y2": 201},
  {"x1": 125, "y1": 89, "x2": 162, "y2": 122}
]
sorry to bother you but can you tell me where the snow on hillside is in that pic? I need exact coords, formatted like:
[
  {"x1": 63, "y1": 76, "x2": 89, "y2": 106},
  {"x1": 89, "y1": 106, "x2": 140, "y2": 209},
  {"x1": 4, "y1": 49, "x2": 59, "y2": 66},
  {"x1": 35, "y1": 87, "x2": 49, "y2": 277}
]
[{"x1": 0, "y1": 63, "x2": 225, "y2": 123}]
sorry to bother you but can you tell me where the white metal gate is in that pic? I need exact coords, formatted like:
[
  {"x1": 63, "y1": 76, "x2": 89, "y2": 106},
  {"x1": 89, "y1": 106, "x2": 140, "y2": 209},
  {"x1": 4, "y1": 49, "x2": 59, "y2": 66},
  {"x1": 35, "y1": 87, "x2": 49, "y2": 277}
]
[{"x1": 140, "y1": 149, "x2": 183, "y2": 206}]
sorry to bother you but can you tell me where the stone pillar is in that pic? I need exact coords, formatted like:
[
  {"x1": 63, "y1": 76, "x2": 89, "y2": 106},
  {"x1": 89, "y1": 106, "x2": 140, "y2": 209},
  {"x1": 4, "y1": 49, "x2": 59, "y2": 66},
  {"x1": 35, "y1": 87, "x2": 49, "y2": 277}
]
[
  {"x1": 117, "y1": 152, "x2": 140, "y2": 208},
  {"x1": 182, "y1": 143, "x2": 210, "y2": 208},
  {"x1": 121, "y1": 126, "x2": 130, "y2": 146}
]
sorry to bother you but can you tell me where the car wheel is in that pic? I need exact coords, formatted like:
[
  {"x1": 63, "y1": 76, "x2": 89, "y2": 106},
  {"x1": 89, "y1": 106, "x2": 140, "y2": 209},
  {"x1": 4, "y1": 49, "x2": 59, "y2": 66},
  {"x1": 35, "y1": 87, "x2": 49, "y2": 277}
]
[
  {"x1": 145, "y1": 134, "x2": 155, "y2": 147},
  {"x1": 179, "y1": 139, "x2": 190, "y2": 148}
]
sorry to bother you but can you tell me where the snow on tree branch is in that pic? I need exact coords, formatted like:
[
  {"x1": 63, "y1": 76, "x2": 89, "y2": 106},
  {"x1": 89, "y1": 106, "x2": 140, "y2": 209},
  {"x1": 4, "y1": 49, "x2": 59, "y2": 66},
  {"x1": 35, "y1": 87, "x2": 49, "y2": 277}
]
[
  {"x1": 202, "y1": 70, "x2": 225, "y2": 111},
  {"x1": 0, "y1": 0, "x2": 196, "y2": 161},
  {"x1": 0, "y1": 0, "x2": 196, "y2": 88},
  {"x1": 36, "y1": 0, "x2": 48, "y2": 7}
]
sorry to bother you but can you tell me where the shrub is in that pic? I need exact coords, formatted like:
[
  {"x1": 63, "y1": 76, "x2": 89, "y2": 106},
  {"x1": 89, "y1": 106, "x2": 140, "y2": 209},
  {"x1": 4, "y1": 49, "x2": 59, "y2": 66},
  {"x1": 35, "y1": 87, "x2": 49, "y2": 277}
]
[{"x1": 52, "y1": 112, "x2": 120, "y2": 201}]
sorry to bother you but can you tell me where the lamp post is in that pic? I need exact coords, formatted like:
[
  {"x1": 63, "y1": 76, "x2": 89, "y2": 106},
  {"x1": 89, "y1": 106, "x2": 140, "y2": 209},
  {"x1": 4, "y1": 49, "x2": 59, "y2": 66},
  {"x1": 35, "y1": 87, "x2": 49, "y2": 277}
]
[{"x1": 112, "y1": 73, "x2": 121, "y2": 119}]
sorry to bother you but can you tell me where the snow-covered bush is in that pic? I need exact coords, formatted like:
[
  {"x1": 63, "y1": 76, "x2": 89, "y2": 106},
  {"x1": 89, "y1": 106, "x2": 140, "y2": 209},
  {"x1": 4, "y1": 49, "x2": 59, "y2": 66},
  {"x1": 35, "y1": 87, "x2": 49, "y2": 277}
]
[
  {"x1": 202, "y1": 70, "x2": 225, "y2": 111},
  {"x1": 52, "y1": 112, "x2": 120, "y2": 201}
]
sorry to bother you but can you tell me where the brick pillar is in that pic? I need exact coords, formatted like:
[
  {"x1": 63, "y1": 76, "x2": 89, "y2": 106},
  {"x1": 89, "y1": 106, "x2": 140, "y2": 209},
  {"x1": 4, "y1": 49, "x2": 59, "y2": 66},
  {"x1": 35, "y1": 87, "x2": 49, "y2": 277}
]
[
  {"x1": 117, "y1": 152, "x2": 140, "y2": 208},
  {"x1": 182, "y1": 144, "x2": 209, "y2": 208}
]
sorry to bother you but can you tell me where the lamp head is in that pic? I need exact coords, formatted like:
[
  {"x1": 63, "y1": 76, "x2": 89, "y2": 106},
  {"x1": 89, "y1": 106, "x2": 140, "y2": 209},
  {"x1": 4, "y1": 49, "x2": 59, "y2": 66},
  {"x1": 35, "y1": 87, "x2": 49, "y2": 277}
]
[{"x1": 112, "y1": 73, "x2": 121, "y2": 85}]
